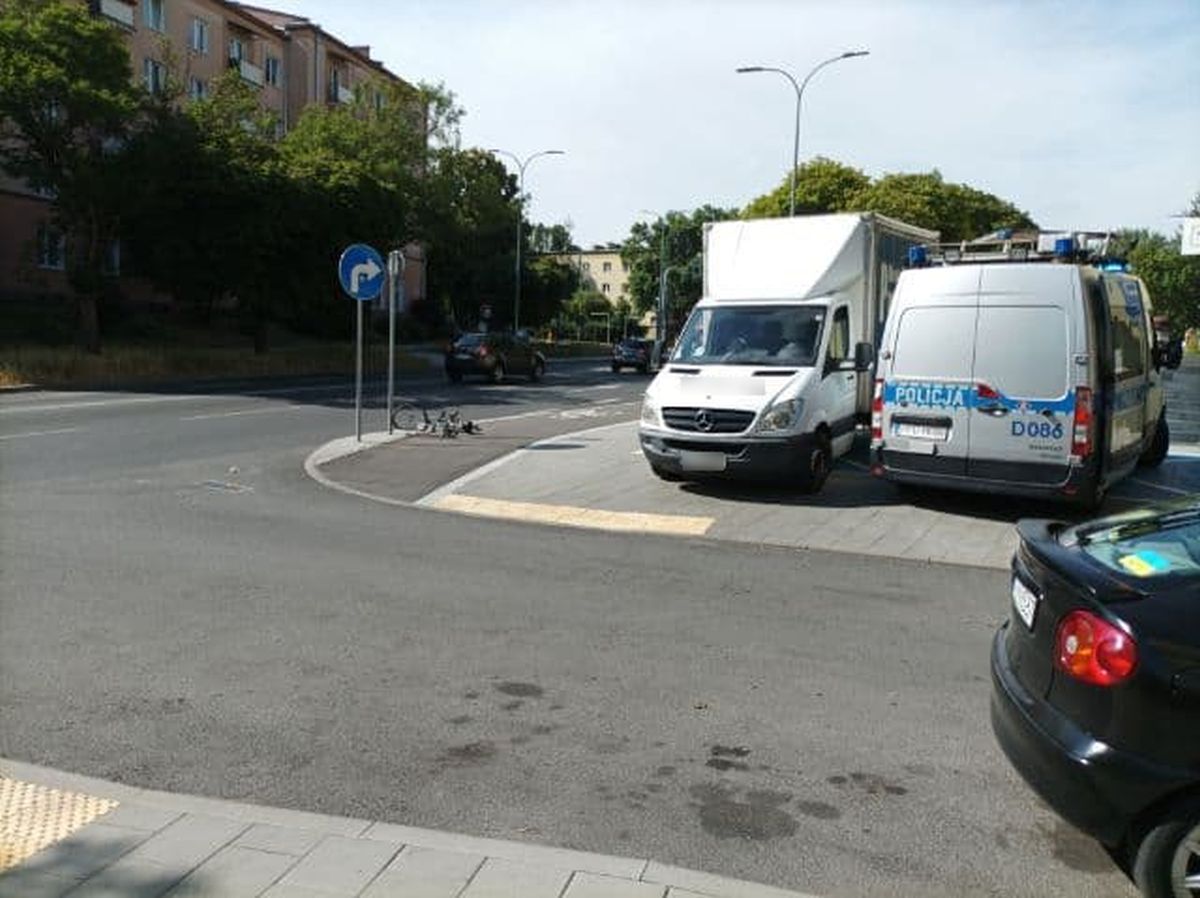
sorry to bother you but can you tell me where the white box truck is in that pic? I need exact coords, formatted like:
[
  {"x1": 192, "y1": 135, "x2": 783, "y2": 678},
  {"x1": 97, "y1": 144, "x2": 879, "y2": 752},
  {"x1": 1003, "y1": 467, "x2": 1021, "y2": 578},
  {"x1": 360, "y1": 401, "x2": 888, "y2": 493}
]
[{"x1": 639, "y1": 213, "x2": 938, "y2": 492}]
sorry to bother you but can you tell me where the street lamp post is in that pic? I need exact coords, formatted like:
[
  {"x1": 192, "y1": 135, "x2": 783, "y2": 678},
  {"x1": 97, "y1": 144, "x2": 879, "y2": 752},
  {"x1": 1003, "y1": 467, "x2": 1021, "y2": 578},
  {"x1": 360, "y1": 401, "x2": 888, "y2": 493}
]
[
  {"x1": 736, "y1": 50, "x2": 869, "y2": 217},
  {"x1": 490, "y1": 148, "x2": 565, "y2": 333}
]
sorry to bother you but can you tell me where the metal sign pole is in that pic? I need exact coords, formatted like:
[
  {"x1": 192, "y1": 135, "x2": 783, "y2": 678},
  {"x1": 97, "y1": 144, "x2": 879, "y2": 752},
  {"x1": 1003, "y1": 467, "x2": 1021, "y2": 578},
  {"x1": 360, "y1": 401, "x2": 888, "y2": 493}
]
[
  {"x1": 386, "y1": 249, "x2": 405, "y2": 435},
  {"x1": 355, "y1": 297, "x2": 364, "y2": 442}
]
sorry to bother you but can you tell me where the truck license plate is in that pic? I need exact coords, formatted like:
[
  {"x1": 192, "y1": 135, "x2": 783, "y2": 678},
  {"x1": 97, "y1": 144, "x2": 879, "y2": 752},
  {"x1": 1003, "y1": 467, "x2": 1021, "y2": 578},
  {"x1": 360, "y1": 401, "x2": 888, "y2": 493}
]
[
  {"x1": 1011, "y1": 577, "x2": 1039, "y2": 630},
  {"x1": 680, "y1": 451, "x2": 727, "y2": 472}
]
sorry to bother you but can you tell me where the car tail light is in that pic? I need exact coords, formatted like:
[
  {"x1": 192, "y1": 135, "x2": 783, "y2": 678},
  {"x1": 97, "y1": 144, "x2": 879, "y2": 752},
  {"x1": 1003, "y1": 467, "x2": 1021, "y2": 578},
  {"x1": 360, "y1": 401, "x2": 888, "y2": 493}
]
[
  {"x1": 475, "y1": 345, "x2": 489, "y2": 358},
  {"x1": 1071, "y1": 387, "x2": 1093, "y2": 460},
  {"x1": 1055, "y1": 610, "x2": 1137, "y2": 686},
  {"x1": 871, "y1": 379, "x2": 884, "y2": 442}
]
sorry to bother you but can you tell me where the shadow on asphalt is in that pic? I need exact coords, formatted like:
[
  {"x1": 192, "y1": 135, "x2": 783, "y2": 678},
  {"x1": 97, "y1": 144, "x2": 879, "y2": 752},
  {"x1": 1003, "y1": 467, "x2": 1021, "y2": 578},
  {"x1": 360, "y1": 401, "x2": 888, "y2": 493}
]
[{"x1": 674, "y1": 438, "x2": 1198, "y2": 523}]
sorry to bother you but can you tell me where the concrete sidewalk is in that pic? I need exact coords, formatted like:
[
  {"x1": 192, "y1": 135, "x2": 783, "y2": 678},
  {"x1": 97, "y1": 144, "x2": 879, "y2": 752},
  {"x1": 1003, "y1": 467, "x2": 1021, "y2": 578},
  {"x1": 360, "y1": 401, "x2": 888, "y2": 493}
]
[{"x1": 0, "y1": 760, "x2": 818, "y2": 898}]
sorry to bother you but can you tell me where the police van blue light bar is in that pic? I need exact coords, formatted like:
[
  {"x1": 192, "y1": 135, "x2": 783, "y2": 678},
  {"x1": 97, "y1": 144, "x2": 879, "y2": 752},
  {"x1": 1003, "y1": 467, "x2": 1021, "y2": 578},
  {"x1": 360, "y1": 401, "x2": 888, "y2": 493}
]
[
  {"x1": 1054, "y1": 237, "x2": 1075, "y2": 257},
  {"x1": 907, "y1": 246, "x2": 927, "y2": 267}
]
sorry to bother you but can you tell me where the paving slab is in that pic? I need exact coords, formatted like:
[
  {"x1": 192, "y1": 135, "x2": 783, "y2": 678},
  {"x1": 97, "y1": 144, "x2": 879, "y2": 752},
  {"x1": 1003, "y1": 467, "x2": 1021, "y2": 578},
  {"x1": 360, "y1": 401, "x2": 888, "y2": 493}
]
[{"x1": 359, "y1": 846, "x2": 484, "y2": 898}]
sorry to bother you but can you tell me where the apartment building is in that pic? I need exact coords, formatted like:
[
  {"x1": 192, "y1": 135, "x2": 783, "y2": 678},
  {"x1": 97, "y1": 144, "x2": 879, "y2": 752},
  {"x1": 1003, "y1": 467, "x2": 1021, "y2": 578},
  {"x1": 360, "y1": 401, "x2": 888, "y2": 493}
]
[
  {"x1": 1, "y1": 0, "x2": 425, "y2": 309},
  {"x1": 548, "y1": 249, "x2": 631, "y2": 304}
]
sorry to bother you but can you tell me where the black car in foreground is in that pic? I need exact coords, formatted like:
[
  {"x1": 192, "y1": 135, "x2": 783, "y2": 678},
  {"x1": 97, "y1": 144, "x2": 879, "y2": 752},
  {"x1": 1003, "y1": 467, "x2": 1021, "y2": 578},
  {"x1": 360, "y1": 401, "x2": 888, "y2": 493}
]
[
  {"x1": 444, "y1": 331, "x2": 545, "y2": 384},
  {"x1": 611, "y1": 337, "x2": 653, "y2": 374},
  {"x1": 991, "y1": 497, "x2": 1200, "y2": 897}
]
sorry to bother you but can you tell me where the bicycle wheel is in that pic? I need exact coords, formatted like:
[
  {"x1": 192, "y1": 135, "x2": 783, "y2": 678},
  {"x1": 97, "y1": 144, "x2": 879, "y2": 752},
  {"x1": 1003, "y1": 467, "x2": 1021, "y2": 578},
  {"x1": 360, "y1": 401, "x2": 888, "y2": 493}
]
[{"x1": 391, "y1": 401, "x2": 421, "y2": 431}]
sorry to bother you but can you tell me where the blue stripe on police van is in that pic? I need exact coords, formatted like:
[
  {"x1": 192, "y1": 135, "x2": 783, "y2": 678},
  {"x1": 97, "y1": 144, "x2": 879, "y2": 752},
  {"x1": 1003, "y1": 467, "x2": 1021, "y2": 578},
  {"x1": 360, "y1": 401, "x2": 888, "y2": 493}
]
[{"x1": 884, "y1": 381, "x2": 1077, "y2": 415}]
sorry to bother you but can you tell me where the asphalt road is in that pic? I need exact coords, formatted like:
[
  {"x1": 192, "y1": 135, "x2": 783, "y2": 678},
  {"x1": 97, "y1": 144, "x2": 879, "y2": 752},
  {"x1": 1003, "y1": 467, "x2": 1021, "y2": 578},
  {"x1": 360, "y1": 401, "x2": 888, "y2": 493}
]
[{"x1": 0, "y1": 361, "x2": 1137, "y2": 898}]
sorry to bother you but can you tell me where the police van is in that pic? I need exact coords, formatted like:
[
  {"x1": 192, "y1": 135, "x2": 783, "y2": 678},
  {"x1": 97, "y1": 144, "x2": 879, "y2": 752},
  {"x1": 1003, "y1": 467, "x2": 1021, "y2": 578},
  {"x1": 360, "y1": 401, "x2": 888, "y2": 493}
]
[{"x1": 870, "y1": 232, "x2": 1181, "y2": 506}]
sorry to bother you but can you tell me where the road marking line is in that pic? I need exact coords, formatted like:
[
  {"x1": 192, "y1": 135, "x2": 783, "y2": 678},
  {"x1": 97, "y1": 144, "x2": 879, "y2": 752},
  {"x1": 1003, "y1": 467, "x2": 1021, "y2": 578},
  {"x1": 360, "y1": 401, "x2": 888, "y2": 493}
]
[
  {"x1": 0, "y1": 427, "x2": 82, "y2": 441},
  {"x1": 180, "y1": 406, "x2": 303, "y2": 421},
  {"x1": 564, "y1": 384, "x2": 622, "y2": 394},
  {"x1": 1129, "y1": 477, "x2": 1197, "y2": 497},
  {"x1": 432, "y1": 494, "x2": 713, "y2": 536}
]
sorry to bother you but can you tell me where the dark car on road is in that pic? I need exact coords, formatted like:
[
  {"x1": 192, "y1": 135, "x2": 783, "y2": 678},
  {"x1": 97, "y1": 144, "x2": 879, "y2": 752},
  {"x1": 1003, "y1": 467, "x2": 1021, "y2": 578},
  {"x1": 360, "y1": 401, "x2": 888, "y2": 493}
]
[
  {"x1": 445, "y1": 331, "x2": 545, "y2": 384},
  {"x1": 991, "y1": 497, "x2": 1200, "y2": 897},
  {"x1": 611, "y1": 337, "x2": 653, "y2": 374}
]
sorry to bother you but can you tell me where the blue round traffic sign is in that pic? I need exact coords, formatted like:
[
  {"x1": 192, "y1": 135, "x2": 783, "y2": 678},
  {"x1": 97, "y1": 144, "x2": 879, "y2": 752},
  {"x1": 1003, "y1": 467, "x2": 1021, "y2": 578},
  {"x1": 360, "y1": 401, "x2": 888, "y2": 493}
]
[{"x1": 338, "y1": 244, "x2": 385, "y2": 302}]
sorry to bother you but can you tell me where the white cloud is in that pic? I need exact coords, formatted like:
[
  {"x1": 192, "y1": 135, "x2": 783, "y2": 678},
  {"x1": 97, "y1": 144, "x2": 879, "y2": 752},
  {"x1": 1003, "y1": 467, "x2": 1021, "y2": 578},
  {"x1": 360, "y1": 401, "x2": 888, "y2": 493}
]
[{"x1": 267, "y1": 0, "x2": 1200, "y2": 245}]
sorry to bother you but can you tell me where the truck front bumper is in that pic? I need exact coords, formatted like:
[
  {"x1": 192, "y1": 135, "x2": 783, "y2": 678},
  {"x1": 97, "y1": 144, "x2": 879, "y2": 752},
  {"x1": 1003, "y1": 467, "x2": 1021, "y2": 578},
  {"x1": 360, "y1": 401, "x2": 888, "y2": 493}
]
[{"x1": 639, "y1": 428, "x2": 814, "y2": 480}]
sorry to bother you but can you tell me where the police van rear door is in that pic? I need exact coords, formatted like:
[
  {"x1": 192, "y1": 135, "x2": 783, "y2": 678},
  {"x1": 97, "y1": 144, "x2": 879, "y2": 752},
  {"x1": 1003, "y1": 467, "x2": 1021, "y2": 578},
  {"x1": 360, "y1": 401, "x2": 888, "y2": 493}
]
[
  {"x1": 881, "y1": 267, "x2": 980, "y2": 478},
  {"x1": 966, "y1": 266, "x2": 1076, "y2": 485}
]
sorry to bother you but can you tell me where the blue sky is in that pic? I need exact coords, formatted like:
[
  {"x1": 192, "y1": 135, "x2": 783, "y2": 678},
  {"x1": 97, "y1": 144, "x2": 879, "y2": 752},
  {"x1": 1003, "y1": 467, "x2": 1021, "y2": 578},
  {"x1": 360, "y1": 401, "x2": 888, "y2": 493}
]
[{"x1": 266, "y1": 0, "x2": 1199, "y2": 247}]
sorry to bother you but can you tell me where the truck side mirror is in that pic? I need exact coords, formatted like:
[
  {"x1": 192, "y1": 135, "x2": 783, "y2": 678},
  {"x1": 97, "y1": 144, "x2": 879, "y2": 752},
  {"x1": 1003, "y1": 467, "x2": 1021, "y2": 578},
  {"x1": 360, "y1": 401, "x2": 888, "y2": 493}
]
[{"x1": 854, "y1": 342, "x2": 876, "y2": 372}]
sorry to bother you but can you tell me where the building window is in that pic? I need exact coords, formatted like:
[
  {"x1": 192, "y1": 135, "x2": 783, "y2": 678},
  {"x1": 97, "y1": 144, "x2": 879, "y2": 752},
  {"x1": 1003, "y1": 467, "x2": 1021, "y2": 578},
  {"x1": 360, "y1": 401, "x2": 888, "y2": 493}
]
[
  {"x1": 603, "y1": 261, "x2": 612, "y2": 273},
  {"x1": 601, "y1": 283, "x2": 611, "y2": 294},
  {"x1": 36, "y1": 224, "x2": 66, "y2": 271},
  {"x1": 582, "y1": 261, "x2": 591, "y2": 271},
  {"x1": 143, "y1": 58, "x2": 167, "y2": 95},
  {"x1": 374, "y1": 90, "x2": 384, "y2": 113},
  {"x1": 228, "y1": 37, "x2": 244, "y2": 63},
  {"x1": 143, "y1": 0, "x2": 165, "y2": 32},
  {"x1": 188, "y1": 76, "x2": 208, "y2": 100},
  {"x1": 264, "y1": 55, "x2": 281, "y2": 87},
  {"x1": 190, "y1": 18, "x2": 209, "y2": 54}
]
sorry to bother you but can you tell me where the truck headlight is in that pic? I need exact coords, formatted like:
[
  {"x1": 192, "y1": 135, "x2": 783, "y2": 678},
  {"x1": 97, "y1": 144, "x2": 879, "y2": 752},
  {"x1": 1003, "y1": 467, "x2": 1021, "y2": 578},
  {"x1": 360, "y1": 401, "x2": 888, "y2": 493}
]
[
  {"x1": 757, "y1": 398, "x2": 803, "y2": 432},
  {"x1": 641, "y1": 397, "x2": 660, "y2": 426}
]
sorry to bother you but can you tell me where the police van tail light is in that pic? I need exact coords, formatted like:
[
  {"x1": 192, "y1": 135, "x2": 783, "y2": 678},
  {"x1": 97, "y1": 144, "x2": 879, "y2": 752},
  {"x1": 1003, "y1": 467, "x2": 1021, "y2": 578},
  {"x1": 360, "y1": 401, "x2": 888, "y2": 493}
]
[
  {"x1": 1071, "y1": 387, "x2": 1093, "y2": 459},
  {"x1": 871, "y1": 379, "x2": 884, "y2": 442}
]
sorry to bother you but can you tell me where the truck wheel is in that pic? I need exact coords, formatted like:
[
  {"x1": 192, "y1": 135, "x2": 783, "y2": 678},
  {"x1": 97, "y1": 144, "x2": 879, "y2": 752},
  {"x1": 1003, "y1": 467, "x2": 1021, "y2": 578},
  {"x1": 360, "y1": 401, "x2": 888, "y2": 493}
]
[
  {"x1": 1139, "y1": 414, "x2": 1169, "y2": 468},
  {"x1": 1132, "y1": 799, "x2": 1200, "y2": 898},
  {"x1": 650, "y1": 464, "x2": 683, "y2": 482},
  {"x1": 798, "y1": 431, "x2": 832, "y2": 494}
]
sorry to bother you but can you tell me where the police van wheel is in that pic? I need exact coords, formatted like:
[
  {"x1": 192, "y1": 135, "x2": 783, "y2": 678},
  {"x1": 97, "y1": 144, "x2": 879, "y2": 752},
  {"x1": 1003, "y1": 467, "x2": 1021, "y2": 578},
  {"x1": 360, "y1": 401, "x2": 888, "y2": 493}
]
[
  {"x1": 798, "y1": 432, "x2": 832, "y2": 494},
  {"x1": 1139, "y1": 414, "x2": 1169, "y2": 468}
]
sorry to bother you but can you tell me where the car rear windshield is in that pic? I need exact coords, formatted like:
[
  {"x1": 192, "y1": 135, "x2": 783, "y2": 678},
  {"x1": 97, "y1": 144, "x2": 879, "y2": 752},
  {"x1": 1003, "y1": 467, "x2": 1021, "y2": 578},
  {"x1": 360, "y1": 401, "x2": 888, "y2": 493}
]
[
  {"x1": 1068, "y1": 508, "x2": 1200, "y2": 580},
  {"x1": 455, "y1": 333, "x2": 486, "y2": 348},
  {"x1": 671, "y1": 305, "x2": 824, "y2": 367}
]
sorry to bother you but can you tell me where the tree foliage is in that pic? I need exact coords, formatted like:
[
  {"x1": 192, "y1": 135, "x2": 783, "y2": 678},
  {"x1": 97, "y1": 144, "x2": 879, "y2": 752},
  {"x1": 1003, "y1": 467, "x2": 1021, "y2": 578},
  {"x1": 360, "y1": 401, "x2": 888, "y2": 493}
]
[
  {"x1": 743, "y1": 157, "x2": 870, "y2": 219},
  {"x1": 620, "y1": 206, "x2": 739, "y2": 330},
  {"x1": 743, "y1": 159, "x2": 1036, "y2": 242},
  {"x1": 0, "y1": 0, "x2": 143, "y2": 350}
]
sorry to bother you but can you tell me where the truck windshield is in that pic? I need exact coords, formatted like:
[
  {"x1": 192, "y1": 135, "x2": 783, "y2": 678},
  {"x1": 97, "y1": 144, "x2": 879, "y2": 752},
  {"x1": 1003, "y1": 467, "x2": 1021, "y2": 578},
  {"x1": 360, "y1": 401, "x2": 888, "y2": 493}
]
[{"x1": 671, "y1": 305, "x2": 826, "y2": 367}]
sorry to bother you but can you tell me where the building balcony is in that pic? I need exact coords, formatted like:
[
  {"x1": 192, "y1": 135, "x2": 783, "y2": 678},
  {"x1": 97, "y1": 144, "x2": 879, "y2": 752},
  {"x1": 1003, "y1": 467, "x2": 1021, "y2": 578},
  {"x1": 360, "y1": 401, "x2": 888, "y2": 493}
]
[
  {"x1": 97, "y1": 0, "x2": 135, "y2": 29},
  {"x1": 237, "y1": 58, "x2": 265, "y2": 88}
]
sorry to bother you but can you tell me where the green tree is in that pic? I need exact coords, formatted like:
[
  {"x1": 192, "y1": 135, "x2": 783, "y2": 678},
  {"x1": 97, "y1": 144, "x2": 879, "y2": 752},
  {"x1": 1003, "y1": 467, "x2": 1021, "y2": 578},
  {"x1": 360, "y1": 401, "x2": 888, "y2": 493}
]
[
  {"x1": 742, "y1": 157, "x2": 870, "y2": 219},
  {"x1": 528, "y1": 222, "x2": 577, "y2": 253},
  {"x1": 0, "y1": 0, "x2": 143, "y2": 351},
  {"x1": 418, "y1": 147, "x2": 520, "y2": 328},
  {"x1": 846, "y1": 170, "x2": 1035, "y2": 241},
  {"x1": 1115, "y1": 228, "x2": 1200, "y2": 331},
  {"x1": 520, "y1": 255, "x2": 579, "y2": 329},
  {"x1": 620, "y1": 205, "x2": 738, "y2": 331}
]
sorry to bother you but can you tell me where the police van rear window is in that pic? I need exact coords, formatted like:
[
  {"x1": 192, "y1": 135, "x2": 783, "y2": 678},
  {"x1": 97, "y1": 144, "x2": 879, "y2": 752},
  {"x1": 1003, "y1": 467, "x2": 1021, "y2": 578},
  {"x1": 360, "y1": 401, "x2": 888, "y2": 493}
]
[
  {"x1": 973, "y1": 306, "x2": 1069, "y2": 399},
  {"x1": 892, "y1": 306, "x2": 975, "y2": 379}
]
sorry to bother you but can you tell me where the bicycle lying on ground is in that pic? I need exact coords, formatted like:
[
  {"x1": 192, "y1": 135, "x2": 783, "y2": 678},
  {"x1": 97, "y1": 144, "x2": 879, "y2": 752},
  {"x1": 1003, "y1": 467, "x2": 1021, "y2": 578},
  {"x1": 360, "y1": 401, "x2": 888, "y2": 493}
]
[{"x1": 390, "y1": 402, "x2": 481, "y2": 438}]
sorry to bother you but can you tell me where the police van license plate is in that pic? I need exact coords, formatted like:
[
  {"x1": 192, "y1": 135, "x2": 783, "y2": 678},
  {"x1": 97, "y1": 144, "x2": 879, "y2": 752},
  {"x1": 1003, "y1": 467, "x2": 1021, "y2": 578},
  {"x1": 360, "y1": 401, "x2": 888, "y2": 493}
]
[
  {"x1": 680, "y1": 451, "x2": 727, "y2": 472},
  {"x1": 893, "y1": 422, "x2": 949, "y2": 441},
  {"x1": 1011, "y1": 577, "x2": 1039, "y2": 630}
]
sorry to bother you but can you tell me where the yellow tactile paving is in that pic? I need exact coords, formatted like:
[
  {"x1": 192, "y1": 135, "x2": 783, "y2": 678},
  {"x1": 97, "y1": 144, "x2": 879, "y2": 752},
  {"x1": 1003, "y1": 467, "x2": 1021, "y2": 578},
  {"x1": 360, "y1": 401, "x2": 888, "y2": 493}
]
[
  {"x1": 433, "y1": 494, "x2": 714, "y2": 537},
  {"x1": 0, "y1": 777, "x2": 117, "y2": 871}
]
